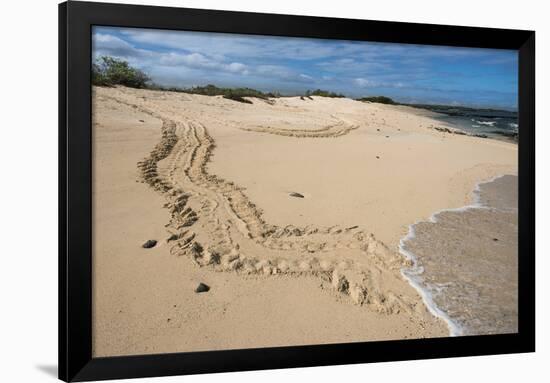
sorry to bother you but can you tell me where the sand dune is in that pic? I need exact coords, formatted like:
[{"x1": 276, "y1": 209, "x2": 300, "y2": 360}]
[{"x1": 92, "y1": 86, "x2": 517, "y2": 356}]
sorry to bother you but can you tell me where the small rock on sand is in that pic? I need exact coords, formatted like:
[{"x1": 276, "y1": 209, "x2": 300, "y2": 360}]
[
  {"x1": 142, "y1": 239, "x2": 157, "y2": 249},
  {"x1": 166, "y1": 233, "x2": 179, "y2": 243},
  {"x1": 289, "y1": 192, "x2": 305, "y2": 198},
  {"x1": 195, "y1": 283, "x2": 210, "y2": 293}
]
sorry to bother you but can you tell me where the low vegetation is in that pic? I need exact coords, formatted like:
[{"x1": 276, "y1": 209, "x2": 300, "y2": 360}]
[
  {"x1": 92, "y1": 56, "x2": 395, "y2": 105},
  {"x1": 222, "y1": 93, "x2": 253, "y2": 104},
  {"x1": 92, "y1": 56, "x2": 150, "y2": 88},
  {"x1": 357, "y1": 96, "x2": 396, "y2": 105},
  {"x1": 181, "y1": 84, "x2": 279, "y2": 100},
  {"x1": 305, "y1": 89, "x2": 345, "y2": 98}
]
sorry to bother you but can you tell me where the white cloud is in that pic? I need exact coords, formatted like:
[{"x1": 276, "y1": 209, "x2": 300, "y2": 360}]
[
  {"x1": 354, "y1": 77, "x2": 408, "y2": 89},
  {"x1": 92, "y1": 33, "x2": 151, "y2": 59},
  {"x1": 257, "y1": 65, "x2": 293, "y2": 77},
  {"x1": 94, "y1": 37, "x2": 251, "y2": 77},
  {"x1": 256, "y1": 65, "x2": 314, "y2": 82},
  {"x1": 227, "y1": 62, "x2": 249, "y2": 74},
  {"x1": 354, "y1": 78, "x2": 376, "y2": 87}
]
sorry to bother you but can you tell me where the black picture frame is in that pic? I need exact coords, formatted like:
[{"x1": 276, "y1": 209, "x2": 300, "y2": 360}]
[{"x1": 59, "y1": 1, "x2": 535, "y2": 381}]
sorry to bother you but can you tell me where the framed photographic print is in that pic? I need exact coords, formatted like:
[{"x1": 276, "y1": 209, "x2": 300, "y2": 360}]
[{"x1": 59, "y1": 1, "x2": 535, "y2": 381}]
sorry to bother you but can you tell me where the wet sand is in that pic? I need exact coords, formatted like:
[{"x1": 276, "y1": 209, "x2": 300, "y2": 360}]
[{"x1": 401, "y1": 175, "x2": 518, "y2": 335}]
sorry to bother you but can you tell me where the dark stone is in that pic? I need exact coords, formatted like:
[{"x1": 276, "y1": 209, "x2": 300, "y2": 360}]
[
  {"x1": 434, "y1": 126, "x2": 453, "y2": 134},
  {"x1": 376, "y1": 156, "x2": 380, "y2": 159},
  {"x1": 142, "y1": 239, "x2": 157, "y2": 249},
  {"x1": 289, "y1": 192, "x2": 305, "y2": 198},
  {"x1": 139, "y1": 119, "x2": 145, "y2": 122},
  {"x1": 493, "y1": 238, "x2": 499, "y2": 242},
  {"x1": 166, "y1": 233, "x2": 179, "y2": 242},
  {"x1": 195, "y1": 283, "x2": 210, "y2": 293}
]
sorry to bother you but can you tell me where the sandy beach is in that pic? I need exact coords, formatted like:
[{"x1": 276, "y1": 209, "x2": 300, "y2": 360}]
[{"x1": 91, "y1": 86, "x2": 517, "y2": 357}]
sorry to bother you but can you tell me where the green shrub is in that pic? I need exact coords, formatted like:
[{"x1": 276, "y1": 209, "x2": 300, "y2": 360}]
[
  {"x1": 357, "y1": 96, "x2": 396, "y2": 104},
  {"x1": 185, "y1": 84, "x2": 273, "y2": 100},
  {"x1": 137, "y1": 81, "x2": 279, "y2": 102},
  {"x1": 92, "y1": 56, "x2": 150, "y2": 88},
  {"x1": 223, "y1": 93, "x2": 253, "y2": 104},
  {"x1": 92, "y1": 63, "x2": 111, "y2": 86},
  {"x1": 306, "y1": 89, "x2": 345, "y2": 98}
]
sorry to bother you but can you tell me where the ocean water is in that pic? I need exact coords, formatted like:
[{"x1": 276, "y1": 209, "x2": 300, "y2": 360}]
[
  {"x1": 412, "y1": 105, "x2": 518, "y2": 142},
  {"x1": 400, "y1": 175, "x2": 518, "y2": 336}
]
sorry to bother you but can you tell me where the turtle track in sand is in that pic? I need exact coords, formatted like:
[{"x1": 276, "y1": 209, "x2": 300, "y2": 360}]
[
  {"x1": 239, "y1": 119, "x2": 359, "y2": 138},
  {"x1": 104, "y1": 89, "x2": 424, "y2": 316}
]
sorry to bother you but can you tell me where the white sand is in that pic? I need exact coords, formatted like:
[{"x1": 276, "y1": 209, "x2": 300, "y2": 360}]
[{"x1": 92, "y1": 86, "x2": 516, "y2": 356}]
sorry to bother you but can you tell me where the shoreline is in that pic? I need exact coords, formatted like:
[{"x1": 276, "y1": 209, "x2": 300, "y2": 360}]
[
  {"x1": 398, "y1": 174, "x2": 518, "y2": 336},
  {"x1": 390, "y1": 104, "x2": 518, "y2": 143}
]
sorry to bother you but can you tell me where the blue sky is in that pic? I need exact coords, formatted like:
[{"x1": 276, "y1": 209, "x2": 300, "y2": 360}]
[{"x1": 93, "y1": 26, "x2": 518, "y2": 109}]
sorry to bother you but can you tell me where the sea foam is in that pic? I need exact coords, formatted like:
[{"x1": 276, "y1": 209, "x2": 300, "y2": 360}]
[{"x1": 398, "y1": 175, "x2": 508, "y2": 336}]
